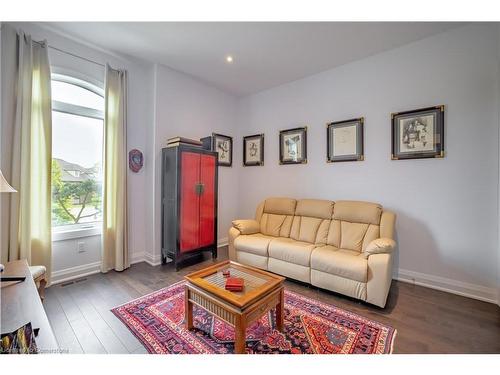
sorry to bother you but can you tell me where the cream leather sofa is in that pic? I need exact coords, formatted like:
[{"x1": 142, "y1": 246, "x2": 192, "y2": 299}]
[{"x1": 228, "y1": 198, "x2": 396, "y2": 308}]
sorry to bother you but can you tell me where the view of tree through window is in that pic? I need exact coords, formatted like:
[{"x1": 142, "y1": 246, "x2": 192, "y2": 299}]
[{"x1": 51, "y1": 74, "x2": 104, "y2": 228}]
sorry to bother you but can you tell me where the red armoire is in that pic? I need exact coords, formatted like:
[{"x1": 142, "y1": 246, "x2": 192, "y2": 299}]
[{"x1": 161, "y1": 144, "x2": 218, "y2": 270}]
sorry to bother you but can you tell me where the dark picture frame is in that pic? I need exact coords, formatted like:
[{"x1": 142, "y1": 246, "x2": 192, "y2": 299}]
[
  {"x1": 391, "y1": 105, "x2": 444, "y2": 160},
  {"x1": 243, "y1": 134, "x2": 264, "y2": 166},
  {"x1": 211, "y1": 133, "x2": 233, "y2": 167},
  {"x1": 279, "y1": 127, "x2": 307, "y2": 165},
  {"x1": 327, "y1": 118, "x2": 364, "y2": 162}
]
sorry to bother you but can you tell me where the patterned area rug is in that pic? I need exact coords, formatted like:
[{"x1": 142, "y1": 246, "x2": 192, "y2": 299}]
[{"x1": 111, "y1": 281, "x2": 396, "y2": 354}]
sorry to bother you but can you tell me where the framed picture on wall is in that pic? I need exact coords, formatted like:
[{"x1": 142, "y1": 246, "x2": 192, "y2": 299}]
[
  {"x1": 279, "y1": 127, "x2": 307, "y2": 164},
  {"x1": 327, "y1": 118, "x2": 364, "y2": 162},
  {"x1": 201, "y1": 133, "x2": 233, "y2": 166},
  {"x1": 243, "y1": 134, "x2": 264, "y2": 166},
  {"x1": 391, "y1": 105, "x2": 444, "y2": 160}
]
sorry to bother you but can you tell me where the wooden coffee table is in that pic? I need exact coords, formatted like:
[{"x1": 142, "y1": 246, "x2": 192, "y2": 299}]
[{"x1": 184, "y1": 260, "x2": 285, "y2": 354}]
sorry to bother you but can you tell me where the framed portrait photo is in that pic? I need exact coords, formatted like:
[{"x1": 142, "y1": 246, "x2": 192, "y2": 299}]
[
  {"x1": 279, "y1": 127, "x2": 307, "y2": 164},
  {"x1": 212, "y1": 133, "x2": 233, "y2": 166},
  {"x1": 392, "y1": 105, "x2": 444, "y2": 160},
  {"x1": 327, "y1": 118, "x2": 364, "y2": 162},
  {"x1": 243, "y1": 134, "x2": 264, "y2": 166}
]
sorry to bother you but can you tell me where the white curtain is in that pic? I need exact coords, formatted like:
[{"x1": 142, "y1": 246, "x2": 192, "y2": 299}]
[
  {"x1": 101, "y1": 64, "x2": 128, "y2": 272},
  {"x1": 6, "y1": 31, "x2": 52, "y2": 281}
]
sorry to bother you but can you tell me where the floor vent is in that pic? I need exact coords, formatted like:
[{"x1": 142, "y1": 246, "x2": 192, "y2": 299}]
[{"x1": 60, "y1": 277, "x2": 88, "y2": 287}]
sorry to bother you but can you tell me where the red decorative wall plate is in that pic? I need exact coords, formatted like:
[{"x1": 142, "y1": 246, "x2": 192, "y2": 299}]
[{"x1": 129, "y1": 149, "x2": 144, "y2": 173}]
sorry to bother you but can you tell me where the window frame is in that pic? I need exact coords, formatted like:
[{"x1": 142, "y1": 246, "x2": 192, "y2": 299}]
[
  {"x1": 51, "y1": 72, "x2": 105, "y2": 241},
  {"x1": 51, "y1": 73, "x2": 105, "y2": 120}
]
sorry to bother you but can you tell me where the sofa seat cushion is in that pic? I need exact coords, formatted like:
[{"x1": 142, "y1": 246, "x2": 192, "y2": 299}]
[
  {"x1": 234, "y1": 233, "x2": 274, "y2": 257},
  {"x1": 268, "y1": 238, "x2": 315, "y2": 267},
  {"x1": 311, "y1": 245, "x2": 367, "y2": 282}
]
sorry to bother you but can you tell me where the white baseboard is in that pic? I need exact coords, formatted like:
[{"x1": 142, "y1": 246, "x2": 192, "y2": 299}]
[
  {"x1": 50, "y1": 251, "x2": 498, "y2": 306},
  {"x1": 394, "y1": 268, "x2": 498, "y2": 305},
  {"x1": 51, "y1": 261, "x2": 102, "y2": 285},
  {"x1": 130, "y1": 251, "x2": 145, "y2": 265},
  {"x1": 144, "y1": 252, "x2": 162, "y2": 266},
  {"x1": 50, "y1": 238, "x2": 232, "y2": 285},
  {"x1": 218, "y1": 237, "x2": 228, "y2": 247}
]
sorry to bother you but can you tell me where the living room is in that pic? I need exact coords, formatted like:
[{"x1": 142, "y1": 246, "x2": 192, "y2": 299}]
[{"x1": 1, "y1": 0, "x2": 499, "y2": 373}]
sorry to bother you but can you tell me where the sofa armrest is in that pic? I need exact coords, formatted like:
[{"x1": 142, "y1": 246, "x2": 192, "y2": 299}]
[
  {"x1": 362, "y1": 238, "x2": 396, "y2": 259},
  {"x1": 232, "y1": 219, "x2": 261, "y2": 235},
  {"x1": 366, "y1": 253, "x2": 393, "y2": 307},
  {"x1": 228, "y1": 227, "x2": 240, "y2": 261}
]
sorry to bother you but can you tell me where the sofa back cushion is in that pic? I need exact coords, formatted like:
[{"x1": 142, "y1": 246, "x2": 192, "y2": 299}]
[
  {"x1": 295, "y1": 199, "x2": 334, "y2": 219},
  {"x1": 263, "y1": 198, "x2": 297, "y2": 215},
  {"x1": 259, "y1": 198, "x2": 296, "y2": 237},
  {"x1": 327, "y1": 201, "x2": 382, "y2": 252},
  {"x1": 257, "y1": 198, "x2": 386, "y2": 249},
  {"x1": 290, "y1": 199, "x2": 333, "y2": 244}
]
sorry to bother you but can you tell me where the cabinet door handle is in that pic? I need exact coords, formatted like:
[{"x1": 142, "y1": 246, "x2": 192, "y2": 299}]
[{"x1": 195, "y1": 183, "x2": 205, "y2": 195}]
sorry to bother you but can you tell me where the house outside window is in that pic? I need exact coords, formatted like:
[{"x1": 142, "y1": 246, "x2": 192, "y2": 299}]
[{"x1": 51, "y1": 72, "x2": 104, "y2": 233}]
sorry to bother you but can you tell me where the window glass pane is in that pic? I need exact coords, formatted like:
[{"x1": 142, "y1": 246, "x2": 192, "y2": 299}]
[
  {"x1": 51, "y1": 80, "x2": 104, "y2": 110},
  {"x1": 51, "y1": 111, "x2": 103, "y2": 228}
]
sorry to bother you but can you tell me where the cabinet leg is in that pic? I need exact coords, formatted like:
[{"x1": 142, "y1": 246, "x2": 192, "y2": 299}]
[
  {"x1": 185, "y1": 286, "x2": 193, "y2": 330},
  {"x1": 234, "y1": 317, "x2": 247, "y2": 354},
  {"x1": 212, "y1": 249, "x2": 218, "y2": 260}
]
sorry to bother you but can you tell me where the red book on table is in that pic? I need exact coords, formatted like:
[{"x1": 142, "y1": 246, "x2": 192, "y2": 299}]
[
  {"x1": 225, "y1": 277, "x2": 244, "y2": 290},
  {"x1": 225, "y1": 287, "x2": 244, "y2": 292},
  {"x1": 225, "y1": 287, "x2": 243, "y2": 292}
]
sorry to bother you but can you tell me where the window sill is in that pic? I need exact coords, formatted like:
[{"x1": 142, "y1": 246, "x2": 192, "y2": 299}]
[{"x1": 52, "y1": 225, "x2": 102, "y2": 242}]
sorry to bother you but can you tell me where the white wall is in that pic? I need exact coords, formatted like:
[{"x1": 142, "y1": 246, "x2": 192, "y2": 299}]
[
  {"x1": 1, "y1": 22, "x2": 499, "y2": 304},
  {"x1": 147, "y1": 64, "x2": 239, "y2": 264},
  {"x1": 236, "y1": 23, "x2": 500, "y2": 302},
  {"x1": 0, "y1": 23, "x2": 3, "y2": 263},
  {"x1": 0, "y1": 23, "x2": 154, "y2": 280},
  {"x1": 497, "y1": 24, "x2": 500, "y2": 306}
]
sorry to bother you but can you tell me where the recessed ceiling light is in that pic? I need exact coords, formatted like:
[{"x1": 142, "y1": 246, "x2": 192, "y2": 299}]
[{"x1": 225, "y1": 55, "x2": 234, "y2": 63}]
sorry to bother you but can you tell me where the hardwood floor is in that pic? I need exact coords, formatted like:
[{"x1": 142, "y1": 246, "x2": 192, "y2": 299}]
[{"x1": 43, "y1": 247, "x2": 500, "y2": 354}]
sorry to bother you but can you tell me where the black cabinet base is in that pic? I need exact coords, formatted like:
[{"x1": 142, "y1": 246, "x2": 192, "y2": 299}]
[{"x1": 162, "y1": 247, "x2": 217, "y2": 271}]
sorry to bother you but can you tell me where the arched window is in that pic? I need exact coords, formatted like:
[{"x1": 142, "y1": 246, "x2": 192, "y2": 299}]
[{"x1": 51, "y1": 73, "x2": 104, "y2": 230}]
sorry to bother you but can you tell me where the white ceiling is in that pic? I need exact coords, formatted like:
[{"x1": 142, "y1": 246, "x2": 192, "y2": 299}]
[{"x1": 45, "y1": 22, "x2": 464, "y2": 96}]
